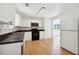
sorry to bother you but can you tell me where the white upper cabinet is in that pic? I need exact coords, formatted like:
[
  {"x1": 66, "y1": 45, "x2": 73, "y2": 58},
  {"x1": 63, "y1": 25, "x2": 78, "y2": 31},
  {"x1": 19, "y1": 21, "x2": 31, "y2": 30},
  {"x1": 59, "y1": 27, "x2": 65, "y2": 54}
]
[
  {"x1": 0, "y1": 3, "x2": 16, "y2": 24},
  {"x1": 14, "y1": 13, "x2": 22, "y2": 26},
  {"x1": 21, "y1": 17, "x2": 43, "y2": 27}
]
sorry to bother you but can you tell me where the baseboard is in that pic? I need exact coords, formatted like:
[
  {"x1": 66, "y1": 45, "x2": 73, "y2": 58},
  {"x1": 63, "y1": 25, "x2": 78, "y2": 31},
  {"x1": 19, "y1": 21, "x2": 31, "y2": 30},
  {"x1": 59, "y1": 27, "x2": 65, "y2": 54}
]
[{"x1": 61, "y1": 47, "x2": 75, "y2": 55}]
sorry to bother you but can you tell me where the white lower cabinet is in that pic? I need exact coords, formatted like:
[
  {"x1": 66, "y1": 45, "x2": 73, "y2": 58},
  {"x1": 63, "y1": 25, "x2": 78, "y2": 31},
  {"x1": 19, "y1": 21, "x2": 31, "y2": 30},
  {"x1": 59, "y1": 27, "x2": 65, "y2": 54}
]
[
  {"x1": 40, "y1": 31, "x2": 44, "y2": 40},
  {"x1": 0, "y1": 42, "x2": 21, "y2": 55},
  {"x1": 24, "y1": 31, "x2": 44, "y2": 41},
  {"x1": 24, "y1": 32, "x2": 31, "y2": 41}
]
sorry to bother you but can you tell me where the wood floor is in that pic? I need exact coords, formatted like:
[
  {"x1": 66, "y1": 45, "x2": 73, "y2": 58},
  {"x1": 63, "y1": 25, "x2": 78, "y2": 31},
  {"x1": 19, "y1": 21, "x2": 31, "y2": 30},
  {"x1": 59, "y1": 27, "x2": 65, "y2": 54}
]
[{"x1": 23, "y1": 39, "x2": 74, "y2": 55}]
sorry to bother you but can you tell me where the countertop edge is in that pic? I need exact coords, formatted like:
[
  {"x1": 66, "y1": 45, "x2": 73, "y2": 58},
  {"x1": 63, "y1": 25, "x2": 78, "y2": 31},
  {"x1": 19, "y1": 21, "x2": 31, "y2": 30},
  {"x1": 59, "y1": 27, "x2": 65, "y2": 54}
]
[{"x1": 0, "y1": 40, "x2": 23, "y2": 45}]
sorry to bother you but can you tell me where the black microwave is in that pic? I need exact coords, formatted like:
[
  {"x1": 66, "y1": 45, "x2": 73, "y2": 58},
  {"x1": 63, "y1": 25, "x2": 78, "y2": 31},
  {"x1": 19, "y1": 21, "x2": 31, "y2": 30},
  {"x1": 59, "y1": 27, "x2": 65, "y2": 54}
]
[{"x1": 31, "y1": 23, "x2": 39, "y2": 27}]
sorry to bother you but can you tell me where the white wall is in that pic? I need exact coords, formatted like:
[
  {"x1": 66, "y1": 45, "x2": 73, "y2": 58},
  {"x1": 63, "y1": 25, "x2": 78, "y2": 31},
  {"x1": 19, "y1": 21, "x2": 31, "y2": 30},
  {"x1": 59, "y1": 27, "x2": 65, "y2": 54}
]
[
  {"x1": 58, "y1": 9, "x2": 79, "y2": 54},
  {"x1": 44, "y1": 17, "x2": 52, "y2": 39},
  {"x1": 61, "y1": 31, "x2": 78, "y2": 54}
]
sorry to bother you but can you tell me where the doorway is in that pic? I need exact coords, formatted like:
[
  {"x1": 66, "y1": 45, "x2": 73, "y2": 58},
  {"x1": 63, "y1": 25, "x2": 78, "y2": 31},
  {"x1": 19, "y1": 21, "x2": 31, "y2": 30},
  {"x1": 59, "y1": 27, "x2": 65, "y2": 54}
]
[
  {"x1": 51, "y1": 19, "x2": 61, "y2": 54},
  {"x1": 52, "y1": 19, "x2": 60, "y2": 39}
]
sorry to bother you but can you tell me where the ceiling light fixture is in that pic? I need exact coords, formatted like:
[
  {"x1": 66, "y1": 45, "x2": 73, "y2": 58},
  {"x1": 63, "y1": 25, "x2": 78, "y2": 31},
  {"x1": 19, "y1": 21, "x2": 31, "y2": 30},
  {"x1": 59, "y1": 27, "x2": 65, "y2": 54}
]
[
  {"x1": 36, "y1": 7, "x2": 46, "y2": 15},
  {"x1": 25, "y1": 3, "x2": 29, "y2": 7}
]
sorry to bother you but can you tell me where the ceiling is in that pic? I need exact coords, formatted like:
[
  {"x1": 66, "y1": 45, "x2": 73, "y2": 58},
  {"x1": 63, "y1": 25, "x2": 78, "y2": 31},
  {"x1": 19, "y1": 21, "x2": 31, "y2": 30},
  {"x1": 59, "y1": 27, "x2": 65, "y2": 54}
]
[{"x1": 16, "y1": 3, "x2": 79, "y2": 17}]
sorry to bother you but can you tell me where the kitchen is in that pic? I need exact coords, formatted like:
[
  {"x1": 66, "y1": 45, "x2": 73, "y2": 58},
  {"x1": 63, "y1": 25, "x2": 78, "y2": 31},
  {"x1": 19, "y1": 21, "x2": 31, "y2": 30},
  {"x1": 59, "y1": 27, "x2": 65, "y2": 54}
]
[
  {"x1": 0, "y1": 3, "x2": 79, "y2": 55},
  {"x1": 0, "y1": 3, "x2": 45, "y2": 55}
]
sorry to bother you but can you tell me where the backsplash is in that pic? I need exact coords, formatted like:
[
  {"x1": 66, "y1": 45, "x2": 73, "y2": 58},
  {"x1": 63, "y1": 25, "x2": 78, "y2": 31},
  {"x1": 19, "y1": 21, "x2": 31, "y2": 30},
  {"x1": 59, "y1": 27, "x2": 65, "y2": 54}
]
[{"x1": 1, "y1": 24, "x2": 14, "y2": 34}]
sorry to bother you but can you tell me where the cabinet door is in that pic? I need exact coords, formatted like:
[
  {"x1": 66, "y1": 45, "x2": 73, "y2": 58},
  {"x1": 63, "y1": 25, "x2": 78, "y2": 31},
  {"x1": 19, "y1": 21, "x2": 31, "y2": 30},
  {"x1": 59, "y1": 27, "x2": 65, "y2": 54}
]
[
  {"x1": 40, "y1": 31, "x2": 44, "y2": 40},
  {"x1": 24, "y1": 32, "x2": 32, "y2": 41},
  {"x1": 0, "y1": 42, "x2": 21, "y2": 55}
]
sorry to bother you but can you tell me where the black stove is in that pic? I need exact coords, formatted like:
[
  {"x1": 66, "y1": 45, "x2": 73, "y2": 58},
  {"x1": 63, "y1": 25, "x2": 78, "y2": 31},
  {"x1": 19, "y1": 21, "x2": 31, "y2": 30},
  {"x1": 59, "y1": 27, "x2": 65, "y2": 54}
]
[{"x1": 31, "y1": 29, "x2": 39, "y2": 41}]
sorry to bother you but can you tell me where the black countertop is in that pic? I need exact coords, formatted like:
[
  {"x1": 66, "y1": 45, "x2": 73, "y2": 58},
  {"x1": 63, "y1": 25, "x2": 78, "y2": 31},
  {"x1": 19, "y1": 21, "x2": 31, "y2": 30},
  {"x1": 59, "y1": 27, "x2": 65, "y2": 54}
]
[
  {"x1": 0, "y1": 32, "x2": 25, "y2": 45},
  {"x1": 0, "y1": 29, "x2": 44, "y2": 45},
  {"x1": 14, "y1": 29, "x2": 45, "y2": 32}
]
